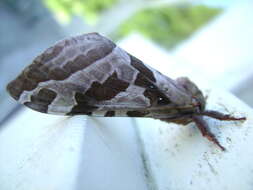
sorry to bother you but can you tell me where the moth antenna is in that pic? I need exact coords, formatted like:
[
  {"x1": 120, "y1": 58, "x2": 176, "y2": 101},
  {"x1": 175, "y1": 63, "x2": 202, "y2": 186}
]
[
  {"x1": 201, "y1": 110, "x2": 246, "y2": 121},
  {"x1": 192, "y1": 115, "x2": 226, "y2": 151}
]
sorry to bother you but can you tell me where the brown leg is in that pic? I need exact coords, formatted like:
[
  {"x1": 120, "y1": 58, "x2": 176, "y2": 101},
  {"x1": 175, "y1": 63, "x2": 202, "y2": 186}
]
[
  {"x1": 201, "y1": 110, "x2": 246, "y2": 121},
  {"x1": 192, "y1": 115, "x2": 226, "y2": 151}
]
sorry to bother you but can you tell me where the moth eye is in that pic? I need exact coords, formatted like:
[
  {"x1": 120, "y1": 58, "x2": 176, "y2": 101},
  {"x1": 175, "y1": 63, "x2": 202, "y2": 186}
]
[
  {"x1": 158, "y1": 97, "x2": 165, "y2": 105},
  {"x1": 149, "y1": 85, "x2": 155, "y2": 89},
  {"x1": 157, "y1": 96, "x2": 171, "y2": 105}
]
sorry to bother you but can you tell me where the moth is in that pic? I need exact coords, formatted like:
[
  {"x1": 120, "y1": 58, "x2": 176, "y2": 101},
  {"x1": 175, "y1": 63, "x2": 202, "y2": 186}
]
[{"x1": 7, "y1": 32, "x2": 245, "y2": 151}]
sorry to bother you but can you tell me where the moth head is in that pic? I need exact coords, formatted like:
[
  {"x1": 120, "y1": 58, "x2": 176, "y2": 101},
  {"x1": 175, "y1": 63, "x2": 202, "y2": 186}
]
[{"x1": 176, "y1": 77, "x2": 206, "y2": 112}]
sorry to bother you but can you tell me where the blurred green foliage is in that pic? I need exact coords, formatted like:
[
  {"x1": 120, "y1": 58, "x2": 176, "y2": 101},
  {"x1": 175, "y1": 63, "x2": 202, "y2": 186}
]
[
  {"x1": 43, "y1": 0, "x2": 118, "y2": 24},
  {"x1": 42, "y1": 0, "x2": 221, "y2": 49},
  {"x1": 115, "y1": 5, "x2": 221, "y2": 49}
]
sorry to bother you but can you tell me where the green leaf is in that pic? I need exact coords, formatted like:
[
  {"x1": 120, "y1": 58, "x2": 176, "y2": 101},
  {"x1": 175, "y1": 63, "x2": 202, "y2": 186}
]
[{"x1": 115, "y1": 5, "x2": 222, "y2": 49}]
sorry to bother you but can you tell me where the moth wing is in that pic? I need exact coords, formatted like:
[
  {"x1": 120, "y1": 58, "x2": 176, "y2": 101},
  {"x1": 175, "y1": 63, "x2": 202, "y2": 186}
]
[{"x1": 7, "y1": 33, "x2": 188, "y2": 117}]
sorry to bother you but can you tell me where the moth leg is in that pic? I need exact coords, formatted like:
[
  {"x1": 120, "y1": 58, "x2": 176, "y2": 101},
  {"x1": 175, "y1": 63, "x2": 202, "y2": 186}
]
[
  {"x1": 201, "y1": 110, "x2": 246, "y2": 121},
  {"x1": 192, "y1": 115, "x2": 225, "y2": 151}
]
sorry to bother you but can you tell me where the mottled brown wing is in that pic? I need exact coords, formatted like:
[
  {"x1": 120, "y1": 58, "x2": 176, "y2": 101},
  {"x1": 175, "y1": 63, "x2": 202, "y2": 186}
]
[{"x1": 7, "y1": 33, "x2": 192, "y2": 116}]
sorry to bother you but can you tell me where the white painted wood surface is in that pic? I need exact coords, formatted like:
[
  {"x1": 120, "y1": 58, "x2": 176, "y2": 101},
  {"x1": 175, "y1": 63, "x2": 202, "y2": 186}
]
[
  {"x1": 0, "y1": 109, "x2": 148, "y2": 190},
  {"x1": 1, "y1": 1, "x2": 253, "y2": 189},
  {"x1": 0, "y1": 112, "x2": 85, "y2": 190}
]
